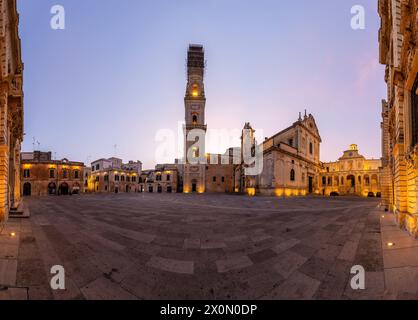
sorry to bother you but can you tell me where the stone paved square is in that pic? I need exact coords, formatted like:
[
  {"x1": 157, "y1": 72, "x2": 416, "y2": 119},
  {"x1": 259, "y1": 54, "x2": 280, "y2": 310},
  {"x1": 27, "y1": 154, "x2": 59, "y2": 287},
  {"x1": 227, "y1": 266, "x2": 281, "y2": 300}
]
[{"x1": 1, "y1": 193, "x2": 418, "y2": 300}]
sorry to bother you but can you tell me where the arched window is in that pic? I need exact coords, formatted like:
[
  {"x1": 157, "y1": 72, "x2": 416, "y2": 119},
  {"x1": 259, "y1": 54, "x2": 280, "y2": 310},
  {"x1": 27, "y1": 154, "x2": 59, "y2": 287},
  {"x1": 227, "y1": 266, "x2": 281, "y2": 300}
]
[
  {"x1": 309, "y1": 142, "x2": 313, "y2": 154},
  {"x1": 290, "y1": 169, "x2": 295, "y2": 181},
  {"x1": 192, "y1": 114, "x2": 198, "y2": 125},
  {"x1": 322, "y1": 176, "x2": 326, "y2": 186}
]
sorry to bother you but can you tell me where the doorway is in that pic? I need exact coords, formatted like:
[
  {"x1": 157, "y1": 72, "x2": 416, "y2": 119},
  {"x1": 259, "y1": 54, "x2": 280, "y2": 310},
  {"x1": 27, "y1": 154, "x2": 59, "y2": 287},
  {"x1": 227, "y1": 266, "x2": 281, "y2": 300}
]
[
  {"x1": 23, "y1": 182, "x2": 31, "y2": 196},
  {"x1": 59, "y1": 183, "x2": 69, "y2": 195},
  {"x1": 347, "y1": 175, "x2": 356, "y2": 193},
  {"x1": 48, "y1": 182, "x2": 56, "y2": 195},
  {"x1": 308, "y1": 176, "x2": 313, "y2": 194}
]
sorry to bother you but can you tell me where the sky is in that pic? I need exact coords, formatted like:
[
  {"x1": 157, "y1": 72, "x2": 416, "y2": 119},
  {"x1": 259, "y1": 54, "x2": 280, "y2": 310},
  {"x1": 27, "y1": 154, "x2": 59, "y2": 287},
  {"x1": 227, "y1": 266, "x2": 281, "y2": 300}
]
[{"x1": 17, "y1": 0, "x2": 386, "y2": 169}]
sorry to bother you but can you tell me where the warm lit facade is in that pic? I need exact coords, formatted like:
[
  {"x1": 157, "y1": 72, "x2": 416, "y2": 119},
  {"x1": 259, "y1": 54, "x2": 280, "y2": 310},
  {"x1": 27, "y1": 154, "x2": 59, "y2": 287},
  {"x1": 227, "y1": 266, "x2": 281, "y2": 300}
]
[
  {"x1": 21, "y1": 151, "x2": 84, "y2": 196},
  {"x1": 139, "y1": 164, "x2": 179, "y2": 193},
  {"x1": 379, "y1": 0, "x2": 418, "y2": 237},
  {"x1": 320, "y1": 144, "x2": 381, "y2": 197},
  {"x1": 88, "y1": 157, "x2": 142, "y2": 193},
  {"x1": 0, "y1": 0, "x2": 24, "y2": 222},
  {"x1": 235, "y1": 112, "x2": 322, "y2": 197}
]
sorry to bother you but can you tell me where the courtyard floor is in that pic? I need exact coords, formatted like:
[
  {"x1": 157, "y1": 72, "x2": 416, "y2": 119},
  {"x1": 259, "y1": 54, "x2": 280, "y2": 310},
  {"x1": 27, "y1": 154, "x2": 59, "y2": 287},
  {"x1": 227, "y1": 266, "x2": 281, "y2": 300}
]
[{"x1": 0, "y1": 193, "x2": 418, "y2": 300}]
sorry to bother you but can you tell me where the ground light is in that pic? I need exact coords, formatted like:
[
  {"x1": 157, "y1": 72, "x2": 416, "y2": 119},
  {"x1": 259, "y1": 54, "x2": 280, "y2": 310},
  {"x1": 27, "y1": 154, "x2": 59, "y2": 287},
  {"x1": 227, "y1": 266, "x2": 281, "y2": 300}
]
[
  {"x1": 9, "y1": 232, "x2": 16, "y2": 237},
  {"x1": 387, "y1": 242, "x2": 395, "y2": 247}
]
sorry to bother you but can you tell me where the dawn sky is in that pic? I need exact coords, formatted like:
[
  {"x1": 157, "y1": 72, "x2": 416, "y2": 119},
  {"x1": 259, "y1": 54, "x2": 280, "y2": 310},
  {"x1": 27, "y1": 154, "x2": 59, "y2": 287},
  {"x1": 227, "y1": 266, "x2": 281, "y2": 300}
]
[{"x1": 18, "y1": 0, "x2": 386, "y2": 169}]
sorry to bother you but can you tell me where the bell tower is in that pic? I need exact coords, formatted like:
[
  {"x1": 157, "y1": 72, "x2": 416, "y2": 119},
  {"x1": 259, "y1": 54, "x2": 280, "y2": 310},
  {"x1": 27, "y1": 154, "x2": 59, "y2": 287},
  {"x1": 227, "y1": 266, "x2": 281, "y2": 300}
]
[
  {"x1": 184, "y1": 44, "x2": 207, "y2": 161},
  {"x1": 183, "y1": 44, "x2": 207, "y2": 193}
]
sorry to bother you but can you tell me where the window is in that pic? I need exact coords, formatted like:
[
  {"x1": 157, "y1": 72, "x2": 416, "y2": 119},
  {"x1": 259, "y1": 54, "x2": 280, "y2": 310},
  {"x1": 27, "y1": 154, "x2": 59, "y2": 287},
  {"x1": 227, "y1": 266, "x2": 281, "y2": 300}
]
[
  {"x1": 222, "y1": 176, "x2": 225, "y2": 183},
  {"x1": 322, "y1": 176, "x2": 326, "y2": 186},
  {"x1": 121, "y1": 175, "x2": 125, "y2": 182},
  {"x1": 192, "y1": 115, "x2": 198, "y2": 125},
  {"x1": 326, "y1": 167, "x2": 329, "y2": 173},
  {"x1": 309, "y1": 142, "x2": 313, "y2": 154},
  {"x1": 104, "y1": 175, "x2": 109, "y2": 182},
  {"x1": 132, "y1": 176, "x2": 136, "y2": 182},
  {"x1": 95, "y1": 164, "x2": 100, "y2": 170},
  {"x1": 288, "y1": 138, "x2": 293, "y2": 147},
  {"x1": 213, "y1": 176, "x2": 217, "y2": 182},
  {"x1": 63, "y1": 170, "x2": 68, "y2": 179},
  {"x1": 23, "y1": 169, "x2": 30, "y2": 178},
  {"x1": 49, "y1": 169, "x2": 55, "y2": 179},
  {"x1": 328, "y1": 177, "x2": 332, "y2": 186},
  {"x1": 74, "y1": 170, "x2": 79, "y2": 179},
  {"x1": 290, "y1": 169, "x2": 295, "y2": 181},
  {"x1": 156, "y1": 174, "x2": 161, "y2": 181},
  {"x1": 115, "y1": 175, "x2": 120, "y2": 181},
  {"x1": 166, "y1": 174, "x2": 170, "y2": 181},
  {"x1": 412, "y1": 74, "x2": 418, "y2": 146},
  {"x1": 95, "y1": 176, "x2": 99, "y2": 182}
]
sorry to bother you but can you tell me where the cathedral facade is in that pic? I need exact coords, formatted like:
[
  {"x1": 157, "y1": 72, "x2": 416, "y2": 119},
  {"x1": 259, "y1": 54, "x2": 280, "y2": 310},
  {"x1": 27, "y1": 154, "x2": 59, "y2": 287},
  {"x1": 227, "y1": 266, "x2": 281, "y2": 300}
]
[
  {"x1": 379, "y1": 0, "x2": 418, "y2": 237},
  {"x1": 0, "y1": 0, "x2": 23, "y2": 222}
]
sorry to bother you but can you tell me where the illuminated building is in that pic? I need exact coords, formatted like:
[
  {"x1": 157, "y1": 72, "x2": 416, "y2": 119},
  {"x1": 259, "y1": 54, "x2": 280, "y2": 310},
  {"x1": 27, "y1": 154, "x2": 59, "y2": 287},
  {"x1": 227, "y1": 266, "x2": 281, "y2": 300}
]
[
  {"x1": 379, "y1": 0, "x2": 418, "y2": 236},
  {"x1": 139, "y1": 164, "x2": 179, "y2": 193},
  {"x1": 21, "y1": 151, "x2": 84, "y2": 196},
  {"x1": 0, "y1": 0, "x2": 24, "y2": 222},
  {"x1": 234, "y1": 112, "x2": 322, "y2": 196},
  {"x1": 320, "y1": 145, "x2": 381, "y2": 197},
  {"x1": 89, "y1": 158, "x2": 142, "y2": 193}
]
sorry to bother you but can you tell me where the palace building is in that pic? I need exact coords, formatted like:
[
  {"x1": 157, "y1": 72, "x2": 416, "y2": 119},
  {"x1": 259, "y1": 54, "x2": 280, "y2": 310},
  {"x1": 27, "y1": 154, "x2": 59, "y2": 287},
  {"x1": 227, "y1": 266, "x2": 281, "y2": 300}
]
[
  {"x1": 88, "y1": 158, "x2": 142, "y2": 193},
  {"x1": 379, "y1": 0, "x2": 418, "y2": 236},
  {"x1": 139, "y1": 164, "x2": 179, "y2": 193},
  {"x1": 0, "y1": 0, "x2": 24, "y2": 221},
  {"x1": 21, "y1": 151, "x2": 84, "y2": 196},
  {"x1": 320, "y1": 145, "x2": 381, "y2": 197}
]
